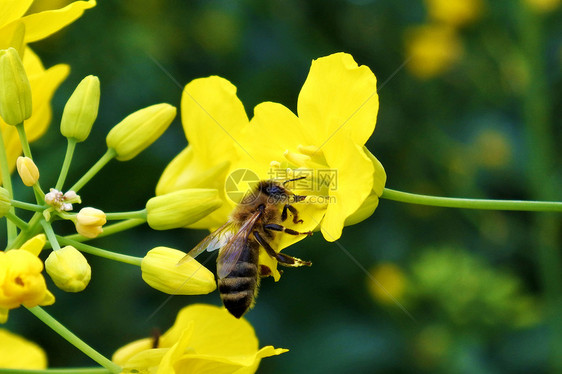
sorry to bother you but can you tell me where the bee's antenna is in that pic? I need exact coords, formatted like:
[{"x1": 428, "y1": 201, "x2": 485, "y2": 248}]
[{"x1": 283, "y1": 176, "x2": 306, "y2": 186}]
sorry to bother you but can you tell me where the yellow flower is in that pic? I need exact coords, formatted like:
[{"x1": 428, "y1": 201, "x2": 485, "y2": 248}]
[
  {"x1": 113, "y1": 304, "x2": 287, "y2": 374},
  {"x1": 45, "y1": 246, "x2": 91, "y2": 292},
  {"x1": 524, "y1": 0, "x2": 561, "y2": 12},
  {"x1": 0, "y1": 0, "x2": 96, "y2": 183},
  {"x1": 405, "y1": 24, "x2": 463, "y2": 79},
  {"x1": 75, "y1": 207, "x2": 106, "y2": 238},
  {"x1": 0, "y1": 236, "x2": 55, "y2": 323},
  {"x1": 16, "y1": 156, "x2": 39, "y2": 186},
  {"x1": 146, "y1": 188, "x2": 223, "y2": 230},
  {"x1": 0, "y1": 329, "x2": 47, "y2": 369},
  {"x1": 368, "y1": 263, "x2": 407, "y2": 305},
  {"x1": 141, "y1": 247, "x2": 216, "y2": 295},
  {"x1": 424, "y1": 0, "x2": 483, "y2": 28},
  {"x1": 158, "y1": 53, "x2": 386, "y2": 244}
]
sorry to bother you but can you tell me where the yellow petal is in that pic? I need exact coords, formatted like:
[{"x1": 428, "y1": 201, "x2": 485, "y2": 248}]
[
  {"x1": 21, "y1": 0, "x2": 96, "y2": 43},
  {"x1": 0, "y1": 21, "x2": 25, "y2": 57},
  {"x1": 0, "y1": 329, "x2": 47, "y2": 369},
  {"x1": 112, "y1": 337, "x2": 154, "y2": 366},
  {"x1": 0, "y1": 0, "x2": 32, "y2": 28},
  {"x1": 321, "y1": 139, "x2": 374, "y2": 241},
  {"x1": 23, "y1": 47, "x2": 70, "y2": 141},
  {"x1": 158, "y1": 324, "x2": 194, "y2": 374},
  {"x1": 297, "y1": 52, "x2": 379, "y2": 148},
  {"x1": 19, "y1": 234, "x2": 46, "y2": 256},
  {"x1": 181, "y1": 76, "x2": 248, "y2": 167}
]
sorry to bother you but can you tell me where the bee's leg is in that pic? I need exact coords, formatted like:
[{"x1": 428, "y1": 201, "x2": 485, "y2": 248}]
[
  {"x1": 254, "y1": 231, "x2": 311, "y2": 267},
  {"x1": 264, "y1": 223, "x2": 312, "y2": 236}
]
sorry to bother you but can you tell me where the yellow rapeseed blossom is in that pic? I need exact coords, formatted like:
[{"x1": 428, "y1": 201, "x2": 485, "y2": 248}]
[
  {"x1": 405, "y1": 24, "x2": 463, "y2": 79},
  {"x1": 75, "y1": 207, "x2": 106, "y2": 238},
  {"x1": 0, "y1": 0, "x2": 96, "y2": 183},
  {"x1": 0, "y1": 329, "x2": 47, "y2": 369},
  {"x1": 0, "y1": 47, "x2": 32, "y2": 125},
  {"x1": 141, "y1": 247, "x2": 216, "y2": 295},
  {"x1": 106, "y1": 103, "x2": 177, "y2": 161},
  {"x1": 60, "y1": 75, "x2": 100, "y2": 142},
  {"x1": 424, "y1": 0, "x2": 483, "y2": 28},
  {"x1": 16, "y1": 156, "x2": 39, "y2": 186},
  {"x1": 113, "y1": 304, "x2": 287, "y2": 373},
  {"x1": 368, "y1": 263, "x2": 407, "y2": 305},
  {"x1": 45, "y1": 246, "x2": 91, "y2": 292},
  {"x1": 0, "y1": 236, "x2": 54, "y2": 323},
  {"x1": 158, "y1": 53, "x2": 386, "y2": 243},
  {"x1": 146, "y1": 188, "x2": 223, "y2": 230}
]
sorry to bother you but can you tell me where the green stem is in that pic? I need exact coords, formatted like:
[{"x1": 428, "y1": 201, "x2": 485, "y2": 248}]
[
  {"x1": 40, "y1": 219, "x2": 61, "y2": 251},
  {"x1": 57, "y1": 236, "x2": 143, "y2": 266},
  {"x1": 55, "y1": 138, "x2": 77, "y2": 190},
  {"x1": 6, "y1": 211, "x2": 28, "y2": 230},
  {"x1": 69, "y1": 148, "x2": 116, "y2": 193},
  {"x1": 381, "y1": 188, "x2": 562, "y2": 211},
  {"x1": 59, "y1": 219, "x2": 146, "y2": 244},
  {"x1": 0, "y1": 369, "x2": 111, "y2": 374},
  {"x1": 0, "y1": 126, "x2": 17, "y2": 243},
  {"x1": 26, "y1": 306, "x2": 122, "y2": 374},
  {"x1": 15, "y1": 122, "x2": 32, "y2": 159},
  {"x1": 7, "y1": 212, "x2": 43, "y2": 249},
  {"x1": 10, "y1": 199, "x2": 44, "y2": 211},
  {"x1": 105, "y1": 209, "x2": 147, "y2": 220}
]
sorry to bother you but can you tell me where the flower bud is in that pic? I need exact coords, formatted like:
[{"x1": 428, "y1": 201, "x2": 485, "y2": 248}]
[
  {"x1": 0, "y1": 187, "x2": 10, "y2": 218},
  {"x1": 106, "y1": 103, "x2": 176, "y2": 161},
  {"x1": 45, "y1": 246, "x2": 91, "y2": 292},
  {"x1": 146, "y1": 189, "x2": 222, "y2": 230},
  {"x1": 60, "y1": 75, "x2": 100, "y2": 142},
  {"x1": 75, "y1": 207, "x2": 106, "y2": 238},
  {"x1": 16, "y1": 156, "x2": 39, "y2": 186},
  {"x1": 0, "y1": 47, "x2": 32, "y2": 125},
  {"x1": 141, "y1": 247, "x2": 216, "y2": 295}
]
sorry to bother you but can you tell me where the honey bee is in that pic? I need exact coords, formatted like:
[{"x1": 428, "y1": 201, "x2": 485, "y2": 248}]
[{"x1": 181, "y1": 177, "x2": 313, "y2": 318}]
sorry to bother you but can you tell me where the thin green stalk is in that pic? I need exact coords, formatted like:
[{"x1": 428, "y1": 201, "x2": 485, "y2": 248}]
[
  {"x1": 57, "y1": 236, "x2": 143, "y2": 266},
  {"x1": 381, "y1": 188, "x2": 562, "y2": 211},
  {"x1": 10, "y1": 199, "x2": 44, "y2": 211},
  {"x1": 6, "y1": 211, "x2": 28, "y2": 230},
  {"x1": 105, "y1": 209, "x2": 147, "y2": 220},
  {"x1": 40, "y1": 219, "x2": 61, "y2": 251},
  {"x1": 55, "y1": 138, "x2": 77, "y2": 190},
  {"x1": 7, "y1": 212, "x2": 43, "y2": 250},
  {"x1": 69, "y1": 148, "x2": 116, "y2": 193},
  {"x1": 56, "y1": 218, "x2": 146, "y2": 244},
  {"x1": 26, "y1": 306, "x2": 121, "y2": 374},
  {"x1": 15, "y1": 122, "x2": 33, "y2": 159},
  {"x1": 0, "y1": 126, "x2": 17, "y2": 243}
]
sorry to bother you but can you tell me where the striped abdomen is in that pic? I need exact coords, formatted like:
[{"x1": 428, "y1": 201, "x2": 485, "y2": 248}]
[{"x1": 218, "y1": 240, "x2": 260, "y2": 318}]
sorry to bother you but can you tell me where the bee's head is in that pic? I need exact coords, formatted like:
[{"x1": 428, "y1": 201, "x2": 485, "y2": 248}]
[{"x1": 259, "y1": 180, "x2": 287, "y2": 197}]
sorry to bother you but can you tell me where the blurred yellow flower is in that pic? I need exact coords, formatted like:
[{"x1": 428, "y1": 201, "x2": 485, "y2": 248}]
[
  {"x1": 0, "y1": 235, "x2": 54, "y2": 323},
  {"x1": 0, "y1": 329, "x2": 47, "y2": 369},
  {"x1": 524, "y1": 0, "x2": 561, "y2": 12},
  {"x1": 368, "y1": 263, "x2": 407, "y2": 305},
  {"x1": 113, "y1": 304, "x2": 287, "y2": 374},
  {"x1": 424, "y1": 0, "x2": 484, "y2": 27},
  {"x1": 405, "y1": 24, "x2": 463, "y2": 79},
  {"x1": 0, "y1": 0, "x2": 96, "y2": 183}
]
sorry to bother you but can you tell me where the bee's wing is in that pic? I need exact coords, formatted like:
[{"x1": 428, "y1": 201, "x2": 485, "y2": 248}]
[
  {"x1": 178, "y1": 221, "x2": 237, "y2": 265},
  {"x1": 216, "y1": 211, "x2": 262, "y2": 279}
]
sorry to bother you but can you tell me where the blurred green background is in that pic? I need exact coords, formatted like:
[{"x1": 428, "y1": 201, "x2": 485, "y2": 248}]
[{"x1": 6, "y1": 0, "x2": 562, "y2": 372}]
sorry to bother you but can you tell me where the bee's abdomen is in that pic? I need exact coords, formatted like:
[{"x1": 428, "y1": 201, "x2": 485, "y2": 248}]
[{"x1": 218, "y1": 242, "x2": 259, "y2": 319}]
